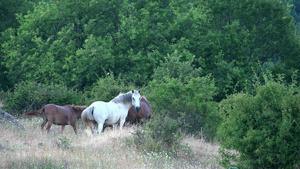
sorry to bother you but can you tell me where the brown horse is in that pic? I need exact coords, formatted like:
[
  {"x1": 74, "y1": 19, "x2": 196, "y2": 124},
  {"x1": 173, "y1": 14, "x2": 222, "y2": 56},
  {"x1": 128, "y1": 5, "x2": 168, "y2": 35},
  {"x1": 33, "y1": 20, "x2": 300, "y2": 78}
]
[
  {"x1": 23, "y1": 104, "x2": 86, "y2": 134},
  {"x1": 126, "y1": 96, "x2": 152, "y2": 124}
]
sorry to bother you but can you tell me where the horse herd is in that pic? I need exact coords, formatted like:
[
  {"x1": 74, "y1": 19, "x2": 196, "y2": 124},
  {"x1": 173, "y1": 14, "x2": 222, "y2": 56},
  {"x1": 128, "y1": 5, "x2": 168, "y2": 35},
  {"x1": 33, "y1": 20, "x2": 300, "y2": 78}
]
[{"x1": 22, "y1": 90, "x2": 152, "y2": 135}]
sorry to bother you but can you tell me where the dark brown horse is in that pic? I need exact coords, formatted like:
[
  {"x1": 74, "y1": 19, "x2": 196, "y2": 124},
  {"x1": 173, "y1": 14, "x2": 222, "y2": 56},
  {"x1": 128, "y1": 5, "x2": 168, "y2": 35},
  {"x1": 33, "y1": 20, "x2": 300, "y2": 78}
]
[
  {"x1": 23, "y1": 104, "x2": 86, "y2": 134},
  {"x1": 126, "y1": 96, "x2": 152, "y2": 124}
]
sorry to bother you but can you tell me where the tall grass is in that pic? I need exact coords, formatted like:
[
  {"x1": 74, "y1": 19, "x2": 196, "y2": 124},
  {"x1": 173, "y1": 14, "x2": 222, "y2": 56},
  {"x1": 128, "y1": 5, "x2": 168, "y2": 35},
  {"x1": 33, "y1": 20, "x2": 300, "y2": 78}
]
[{"x1": 0, "y1": 117, "x2": 222, "y2": 169}]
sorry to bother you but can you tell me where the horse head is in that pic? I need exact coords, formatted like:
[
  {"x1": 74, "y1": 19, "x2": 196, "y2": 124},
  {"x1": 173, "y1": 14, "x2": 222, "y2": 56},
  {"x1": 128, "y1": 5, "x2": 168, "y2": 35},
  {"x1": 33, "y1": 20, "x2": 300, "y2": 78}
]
[{"x1": 131, "y1": 90, "x2": 141, "y2": 112}]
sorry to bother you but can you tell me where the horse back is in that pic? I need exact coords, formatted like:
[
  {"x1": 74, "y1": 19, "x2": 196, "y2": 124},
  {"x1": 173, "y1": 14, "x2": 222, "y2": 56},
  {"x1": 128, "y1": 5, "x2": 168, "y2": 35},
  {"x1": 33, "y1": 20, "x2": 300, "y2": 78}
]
[{"x1": 44, "y1": 104, "x2": 71, "y2": 116}]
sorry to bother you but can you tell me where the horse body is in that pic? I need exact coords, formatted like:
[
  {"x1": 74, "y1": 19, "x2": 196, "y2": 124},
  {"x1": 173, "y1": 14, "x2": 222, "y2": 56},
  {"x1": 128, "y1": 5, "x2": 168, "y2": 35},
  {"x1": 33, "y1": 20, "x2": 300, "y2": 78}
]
[
  {"x1": 23, "y1": 104, "x2": 86, "y2": 134},
  {"x1": 82, "y1": 90, "x2": 141, "y2": 134},
  {"x1": 126, "y1": 96, "x2": 152, "y2": 124}
]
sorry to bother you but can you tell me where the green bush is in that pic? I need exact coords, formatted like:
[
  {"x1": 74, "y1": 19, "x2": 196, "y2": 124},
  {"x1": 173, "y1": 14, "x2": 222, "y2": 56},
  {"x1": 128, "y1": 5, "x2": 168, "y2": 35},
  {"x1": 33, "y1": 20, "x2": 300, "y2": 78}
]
[
  {"x1": 148, "y1": 76, "x2": 218, "y2": 138},
  {"x1": 0, "y1": 81, "x2": 83, "y2": 116},
  {"x1": 148, "y1": 53, "x2": 219, "y2": 138},
  {"x1": 218, "y1": 80, "x2": 300, "y2": 168},
  {"x1": 132, "y1": 113, "x2": 187, "y2": 156},
  {"x1": 84, "y1": 73, "x2": 137, "y2": 105}
]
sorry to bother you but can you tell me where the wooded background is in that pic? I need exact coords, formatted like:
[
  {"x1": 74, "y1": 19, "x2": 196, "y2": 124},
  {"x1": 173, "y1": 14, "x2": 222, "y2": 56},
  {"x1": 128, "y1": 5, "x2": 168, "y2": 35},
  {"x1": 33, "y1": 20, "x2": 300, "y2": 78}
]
[
  {"x1": 1, "y1": 1, "x2": 300, "y2": 168},
  {"x1": 1, "y1": 0, "x2": 299, "y2": 100}
]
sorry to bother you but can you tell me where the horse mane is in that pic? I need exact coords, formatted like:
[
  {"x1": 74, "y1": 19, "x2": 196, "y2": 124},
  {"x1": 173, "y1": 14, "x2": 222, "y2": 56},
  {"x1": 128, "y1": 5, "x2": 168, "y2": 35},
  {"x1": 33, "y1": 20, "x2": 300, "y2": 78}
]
[
  {"x1": 110, "y1": 91, "x2": 132, "y2": 104},
  {"x1": 141, "y1": 96, "x2": 148, "y2": 101},
  {"x1": 67, "y1": 105, "x2": 87, "y2": 111}
]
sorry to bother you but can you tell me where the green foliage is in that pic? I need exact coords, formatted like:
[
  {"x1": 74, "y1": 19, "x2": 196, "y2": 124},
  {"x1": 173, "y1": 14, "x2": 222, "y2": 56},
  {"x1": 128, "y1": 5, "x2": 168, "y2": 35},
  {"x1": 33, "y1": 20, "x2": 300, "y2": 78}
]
[
  {"x1": 1, "y1": 0, "x2": 299, "y2": 103},
  {"x1": 0, "y1": 0, "x2": 37, "y2": 33},
  {"x1": 217, "y1": 77, "x2": 300, "y2": 168},
  {"x1": 0, "y1": 81, "x2": 83, "y2": 116},
  {"x1": 152, "y1": 50, "x2": 202, "y2": 84},
  {"x1": 1, "y1": 0, "x2": 119, "y2": 89},
  {"x1": 193, "y1": 0, "x2": 300, "y2": 100},
  {"x1": 132, "y1": 113, "x2": 186, "y2": 156},
  {"x1": 283, "y1": 0, "x2": 300, "y2": 33},
  {"x1": 71, "y1": 35, "x2": 114, "y2": 90},
  {"x1": 0, "y1": 0, "x2": 37, "y2": 90},
  {"x1": 84, "y1": 73, "x2": 136, "y2": 104},
  {"x1": 148, "y1": 54, "x2": 219, "y2": 138}
]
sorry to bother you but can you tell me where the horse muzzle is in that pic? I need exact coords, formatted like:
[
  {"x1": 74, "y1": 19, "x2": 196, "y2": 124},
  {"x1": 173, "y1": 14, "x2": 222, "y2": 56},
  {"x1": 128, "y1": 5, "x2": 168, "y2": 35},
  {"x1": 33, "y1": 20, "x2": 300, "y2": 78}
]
[{"x1": 135, "y1": 106, "x2": 141, "y2": 112}]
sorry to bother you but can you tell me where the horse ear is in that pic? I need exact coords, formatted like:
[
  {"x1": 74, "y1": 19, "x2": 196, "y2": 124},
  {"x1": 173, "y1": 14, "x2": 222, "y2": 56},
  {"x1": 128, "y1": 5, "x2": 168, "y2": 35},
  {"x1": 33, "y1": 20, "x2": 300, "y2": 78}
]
[
  {"x1": 132, "y1": 90, "x2": 134, "y2": 93},
  {"x1": 139, "y1": 90, "x2": 141, "y2": 93}
]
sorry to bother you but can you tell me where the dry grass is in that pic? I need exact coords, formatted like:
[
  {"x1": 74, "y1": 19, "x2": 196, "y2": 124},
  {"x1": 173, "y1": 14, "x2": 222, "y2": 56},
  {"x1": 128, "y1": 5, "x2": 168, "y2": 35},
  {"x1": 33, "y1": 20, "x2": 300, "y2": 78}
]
[{"x1": 0, "y1": 117, "x2": 222, "y2": 169}]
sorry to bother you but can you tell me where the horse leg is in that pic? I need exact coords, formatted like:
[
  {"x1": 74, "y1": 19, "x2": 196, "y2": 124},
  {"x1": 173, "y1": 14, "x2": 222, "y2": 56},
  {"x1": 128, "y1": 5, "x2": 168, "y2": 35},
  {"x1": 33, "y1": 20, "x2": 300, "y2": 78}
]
[
  {"x1": 70, "y1": 122, "x2": 77, "y2": 134},
  {"x1": 93, "y1": 116, "x2": 105, "y2": 134},
  {"x1": 61, "y1": 125, "x2": 65, "y2": 133},
  {"x1": 46, "y1": 120, "x2": 53, "y2": 133},
  {"x1": 86, "y1": 121, "x2": 94, "y2": 134},
  {"x1": 112, "y1": 124, "x2": 118, "y2": 131},
  {"x1": 94, "y1": 122, "x2": 99, "y2": 134},
  {"x1": 41, "y1": 120, "x2": 47, "y2": 131},
  {"x1": 97, "y1": 122, "x2": 104, "y2": 134},
  {"x1": 41, "y1": 108, "x2": 48, "y2": 131},
  {"x1": 41, "y1": 114, "x2": 48, "y2": 131},
  {"x1": 119, "y1": 118, "x2": 126, "y2": 130},
  {"x1": 90, "y1": 125, "x2": 94, "y2": 134}
]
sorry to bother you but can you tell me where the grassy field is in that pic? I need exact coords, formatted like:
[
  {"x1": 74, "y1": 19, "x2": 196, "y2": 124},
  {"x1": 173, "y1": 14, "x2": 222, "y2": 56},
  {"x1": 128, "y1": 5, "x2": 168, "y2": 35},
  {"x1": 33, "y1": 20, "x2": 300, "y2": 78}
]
[{"x1": 0, "y1": 117, "x2": 222, "y2": 169}]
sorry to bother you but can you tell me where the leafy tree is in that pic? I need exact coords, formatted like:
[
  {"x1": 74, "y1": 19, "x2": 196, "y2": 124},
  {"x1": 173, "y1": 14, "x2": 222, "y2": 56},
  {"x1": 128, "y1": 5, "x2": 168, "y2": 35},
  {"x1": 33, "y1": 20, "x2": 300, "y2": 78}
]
[
  {"x1": 189, "y1": 0, "x2": 300, "y2": 101},
  {"x1": 110, "y1": 0, "x2": 208, "y2": 86},
  {"x1": 0, "y1": 0, "x2": 38, "y2": 90},
  {"x1": 1, "y1": 0, "x2": 300, "y2": 103},
  {"x1": 1, "y1": 0, "x2": 128, "y2": 89},
  {"x1": 0, "y1": 0, "x2": 38, "y2": 33},
  {"x1": 283, "y1": 0, "x2": 300, "y2": 33},
  {"x1": 1, "y1": 0, "x2": 210, "y2": 91}
]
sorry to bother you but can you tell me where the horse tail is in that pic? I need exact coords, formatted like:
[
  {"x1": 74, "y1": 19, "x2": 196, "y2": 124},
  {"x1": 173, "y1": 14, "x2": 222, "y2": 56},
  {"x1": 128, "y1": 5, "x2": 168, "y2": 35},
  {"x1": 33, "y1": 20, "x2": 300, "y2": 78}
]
[
  {"x1": 41, "y1": 107, "x2": 47, "y2": 121},
  {"x1": 22, "y1": 107, "x2": 44, "y2": 117},
  {"x1": 81, "y1": 106, "x2": 95, "y2": 125}
]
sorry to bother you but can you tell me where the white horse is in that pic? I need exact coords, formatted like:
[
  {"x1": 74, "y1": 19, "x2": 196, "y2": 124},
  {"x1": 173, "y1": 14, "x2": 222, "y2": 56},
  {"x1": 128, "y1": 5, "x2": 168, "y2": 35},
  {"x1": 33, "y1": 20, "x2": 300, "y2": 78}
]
[{"x1": 81, "y1": 90, "x2": 141, "y2": 134}]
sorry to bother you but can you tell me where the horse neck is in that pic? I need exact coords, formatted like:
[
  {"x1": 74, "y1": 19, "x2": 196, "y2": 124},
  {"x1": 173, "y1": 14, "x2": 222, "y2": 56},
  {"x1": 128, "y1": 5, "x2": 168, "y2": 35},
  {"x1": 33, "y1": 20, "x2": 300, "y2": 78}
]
[
  {"x1": 140, "y1": 98, "x2": 152, "y2": 117},
  {"x1": 110, "y1": 92, "x2": 133, "y2": 109},
  {"x1": 112, "y1": 100, "x2": 132, "y2": 110},
  {"x1": 141, "y1": 97, "x2": 151, "y2": 107}
]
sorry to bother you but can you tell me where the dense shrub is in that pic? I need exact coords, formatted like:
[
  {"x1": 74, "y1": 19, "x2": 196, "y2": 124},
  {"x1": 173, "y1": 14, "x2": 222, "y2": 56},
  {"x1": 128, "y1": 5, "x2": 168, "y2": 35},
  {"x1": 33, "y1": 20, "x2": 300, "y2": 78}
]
[
  {"x1": 131, "y1": 113, "x2": 189, "y2": 156},
  {"x1": 147, "y1": 54, "x2": 219, "y2": 138},
  {"x1": 0, "y1": 81, "x2": 83, "y2": 116},
  {"x1": 148, "y1": 77, "x2": 218, "y2": 137},
  {"x1": 218, "y1": 80, "x2": 300, "y2": 168}
]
